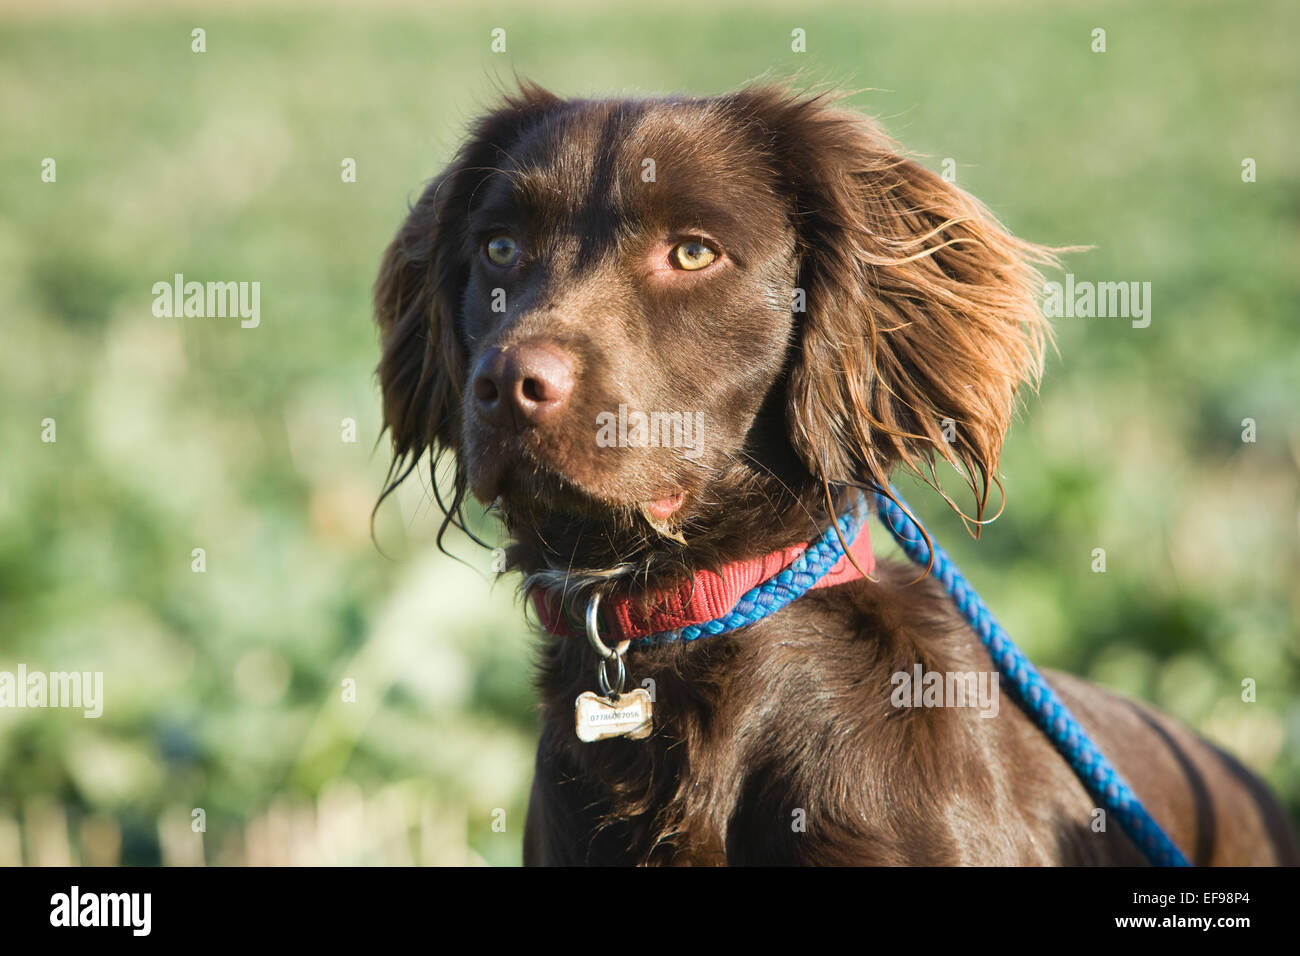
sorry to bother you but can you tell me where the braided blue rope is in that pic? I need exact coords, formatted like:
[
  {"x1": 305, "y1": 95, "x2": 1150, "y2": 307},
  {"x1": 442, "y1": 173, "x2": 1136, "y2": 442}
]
[
  {"x1": 633, "y1": 494, "x2": 871, "y2": 647},
  {"x1": 873, "y1": 485, "x2": 1190, "y2": 867},
  {"x1": 634, "y1": 486, "x2": 1189, "y2": 866}
]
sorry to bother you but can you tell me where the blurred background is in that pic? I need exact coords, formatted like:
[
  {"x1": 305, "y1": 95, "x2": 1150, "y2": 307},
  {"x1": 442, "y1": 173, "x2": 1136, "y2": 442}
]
[{"x1": 0, "y1": 0, "x2": 1295, "y2": 865}]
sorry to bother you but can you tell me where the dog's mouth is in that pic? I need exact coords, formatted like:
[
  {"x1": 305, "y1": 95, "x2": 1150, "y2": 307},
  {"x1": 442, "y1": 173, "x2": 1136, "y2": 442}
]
[
  {"x1": 472, "y1": 448, "x2": 692, "y2": 543},
  {"x1": 637, "y1": 492, "x2": 687, "y2": 542},
  {"x1": 639, "y1": 492, "x2": 684, "y2": 520}
]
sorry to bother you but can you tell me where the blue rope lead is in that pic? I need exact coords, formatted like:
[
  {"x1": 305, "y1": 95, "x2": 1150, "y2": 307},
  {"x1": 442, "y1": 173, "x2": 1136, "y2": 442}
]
[
  {"x1": 873, "y1": 486, "x2": 1191, "y2": 867},
  {"x1": 635, "y1": 494, "x2": 871, "y2": 646}
]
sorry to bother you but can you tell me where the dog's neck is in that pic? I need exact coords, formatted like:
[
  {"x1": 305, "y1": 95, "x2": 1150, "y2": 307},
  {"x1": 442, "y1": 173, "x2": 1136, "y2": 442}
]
[
  {"x1": 525, "y1": 493, "x2": 874, "y2": 646},
  {"x1": 504, "y1": 482, "x2": 842, "y2": 614}
]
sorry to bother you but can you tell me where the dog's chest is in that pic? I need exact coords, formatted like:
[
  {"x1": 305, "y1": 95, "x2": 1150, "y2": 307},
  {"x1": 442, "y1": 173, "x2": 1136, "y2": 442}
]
[{"x1": 532, "y1": 609, "x2": 1045, "y2": 865}]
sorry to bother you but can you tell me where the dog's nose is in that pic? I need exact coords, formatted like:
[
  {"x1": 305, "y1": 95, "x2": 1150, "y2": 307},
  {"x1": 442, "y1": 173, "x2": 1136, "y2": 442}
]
[{"x1": 471, "y1": 342, "x2": 576, "y2": 429}]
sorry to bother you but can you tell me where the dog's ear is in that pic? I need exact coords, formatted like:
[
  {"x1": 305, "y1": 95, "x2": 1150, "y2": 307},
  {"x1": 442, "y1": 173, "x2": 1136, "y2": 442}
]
[
  {"x1": 738, "y1": 88, "x2": 1054, "y2": 523},
  {"x1": 374, "y1": 177, "x2": 459, "y2": 480},
  {"x1": 374, "y1": 82, "x2": 564, "y2": 502}
]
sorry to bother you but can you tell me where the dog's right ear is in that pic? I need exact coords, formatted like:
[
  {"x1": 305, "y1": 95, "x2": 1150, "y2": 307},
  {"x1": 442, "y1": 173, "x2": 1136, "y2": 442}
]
[
  {"x1": 374, "y1": 177, "x2": 460, "y2": 478},
  {"x1": 374, "y1": 82, "x2": 564, "y2": 499}
]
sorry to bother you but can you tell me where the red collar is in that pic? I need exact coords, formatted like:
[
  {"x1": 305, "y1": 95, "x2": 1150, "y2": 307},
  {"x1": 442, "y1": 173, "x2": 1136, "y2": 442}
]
[{"x1": 532, "y1": 522, "x2": 874, "y2": 644}]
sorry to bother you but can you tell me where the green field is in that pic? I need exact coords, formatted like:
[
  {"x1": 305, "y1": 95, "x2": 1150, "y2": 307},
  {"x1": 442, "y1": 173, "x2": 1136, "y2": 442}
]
[{"x1": 0, "y1": 0, "x2": 1296, "y2": 864}]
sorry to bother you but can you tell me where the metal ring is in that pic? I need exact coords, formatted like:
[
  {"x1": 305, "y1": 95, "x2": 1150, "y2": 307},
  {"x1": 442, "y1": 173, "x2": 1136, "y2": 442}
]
[
  {"x1": 596, "y1": 654, "x2": 626, "y2": 698},
  {"x1": 585, "y1": 592, "x2": 629, "y2": 661}
]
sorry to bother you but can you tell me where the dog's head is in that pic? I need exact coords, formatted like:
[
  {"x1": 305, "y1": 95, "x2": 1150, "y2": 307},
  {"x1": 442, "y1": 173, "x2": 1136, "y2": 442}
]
[{"x1": 375, "y1": 83, "x2": 1051, "y2": 572}]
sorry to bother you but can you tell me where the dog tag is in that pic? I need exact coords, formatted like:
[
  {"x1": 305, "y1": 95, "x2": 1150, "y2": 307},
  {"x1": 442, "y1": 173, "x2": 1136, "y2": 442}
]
[{"x1": 574, "y1": 688, "x2": 653, "y2": 742}]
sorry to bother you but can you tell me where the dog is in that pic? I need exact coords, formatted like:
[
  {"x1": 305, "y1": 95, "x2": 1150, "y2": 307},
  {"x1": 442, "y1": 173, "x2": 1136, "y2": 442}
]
[{"x1": 373, "y1": 83, "x2": 1298, "y2": 865}]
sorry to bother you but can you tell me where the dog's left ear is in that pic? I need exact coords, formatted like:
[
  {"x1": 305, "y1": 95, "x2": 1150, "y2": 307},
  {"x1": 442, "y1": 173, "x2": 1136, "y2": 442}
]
[{"x1": 739, "y1": 88, "x2": 1054, "y2": 521}]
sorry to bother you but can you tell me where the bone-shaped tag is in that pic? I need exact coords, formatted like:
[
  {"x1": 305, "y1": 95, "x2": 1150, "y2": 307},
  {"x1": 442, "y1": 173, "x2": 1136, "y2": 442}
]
[{"x1": 574, "y1": 688, "x2": 653, "y2": 742}]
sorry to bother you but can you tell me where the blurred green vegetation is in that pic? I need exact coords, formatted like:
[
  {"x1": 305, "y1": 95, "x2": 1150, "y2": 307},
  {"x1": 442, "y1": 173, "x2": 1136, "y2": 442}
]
[{"x1": 0, "y1": 0, "x2": 1296, "y2": 864}]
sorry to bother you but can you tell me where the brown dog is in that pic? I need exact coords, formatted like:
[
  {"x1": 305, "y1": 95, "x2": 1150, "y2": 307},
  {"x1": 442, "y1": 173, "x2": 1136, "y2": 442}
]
[{"x1": 373, "y1": 83, "x2": 1297, "y2": 865}]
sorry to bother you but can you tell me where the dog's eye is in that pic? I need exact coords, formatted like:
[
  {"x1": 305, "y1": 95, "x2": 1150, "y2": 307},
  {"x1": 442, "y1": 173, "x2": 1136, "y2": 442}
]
[
  {"x1": 669, "y1": 240, "x2": 718, "y2": 271},
  {"x1": 485, "y1": 235, "x2": 519, "y2": 267}
]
